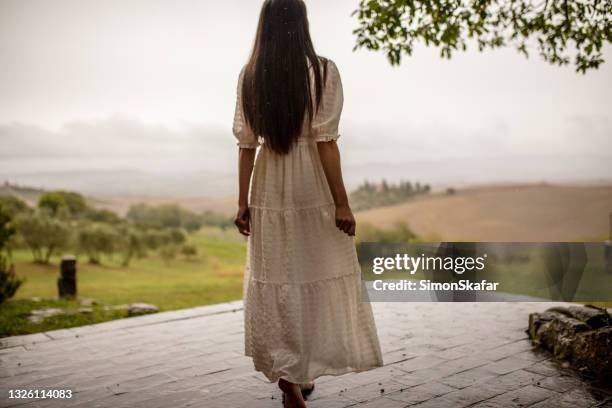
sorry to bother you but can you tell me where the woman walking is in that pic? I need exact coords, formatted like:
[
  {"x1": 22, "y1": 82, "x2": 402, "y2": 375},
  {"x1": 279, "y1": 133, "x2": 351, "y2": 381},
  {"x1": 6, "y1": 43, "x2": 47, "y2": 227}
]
[{"x1": 233, "y1": 1, "x2": 383, "y2": 406}]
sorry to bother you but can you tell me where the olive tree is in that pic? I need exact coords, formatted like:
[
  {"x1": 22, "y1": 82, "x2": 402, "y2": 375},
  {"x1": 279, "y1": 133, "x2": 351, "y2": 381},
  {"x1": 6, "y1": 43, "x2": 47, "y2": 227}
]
[
  {"x1": 38, "y1": 191, "x2": 88, "y2": 218},
  {"x1": 115, "y1": 226, "x2": 145, "y2": 267},
  {"x1": 77, "y1": 223, "x2": 118, "y2": 264},
  {"x1": 15, "y1": 210, "x2": 71, "y2": 264},
  {"x1": 353, "y1": 0, "x2": 611, "y2": 73}
]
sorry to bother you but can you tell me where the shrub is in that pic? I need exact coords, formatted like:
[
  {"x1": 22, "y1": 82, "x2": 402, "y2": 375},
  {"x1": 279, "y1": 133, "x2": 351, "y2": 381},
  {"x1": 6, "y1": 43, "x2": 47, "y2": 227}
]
[
  {"x1": 159, "y1": 244, "x2": 178, "y2": 265},
  {"x1": 0, "y1": 205, "x2": 22, "y2": 305},
  {"x1": 356, "y1": 222, "x2": 419, "y2": 244},
  {"x1": 180, "y1": 244, "x2": 198, "y2": 259}
]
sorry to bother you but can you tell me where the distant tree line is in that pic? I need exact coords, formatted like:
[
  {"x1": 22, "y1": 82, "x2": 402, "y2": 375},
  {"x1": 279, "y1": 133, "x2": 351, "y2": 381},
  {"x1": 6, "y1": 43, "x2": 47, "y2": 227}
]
[
  {"x1": 350, "y1": 180, "x2": 431, "y2": 211},
  {"x1": 126, "y1": 204, "x2": 231, "y2": 232},
  {"x1": 0, "y1": 191, "x2": 232, "y2": 267}
]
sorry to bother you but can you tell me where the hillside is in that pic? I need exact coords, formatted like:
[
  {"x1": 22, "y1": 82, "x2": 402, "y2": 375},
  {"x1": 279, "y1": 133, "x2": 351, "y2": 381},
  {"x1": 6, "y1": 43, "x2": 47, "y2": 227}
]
[
  {"x1": 4, "y1": 181, "x2": 611, "y2": 241},
  {"x1": 356, "y1": 183, "x2": 612, "y2": 242},
  {"x1": 0, "y1": 181, "x2": 237, "y2": 217},
  {"x1": 0, "y1": 182, "x2": 46, "y2": 206}
]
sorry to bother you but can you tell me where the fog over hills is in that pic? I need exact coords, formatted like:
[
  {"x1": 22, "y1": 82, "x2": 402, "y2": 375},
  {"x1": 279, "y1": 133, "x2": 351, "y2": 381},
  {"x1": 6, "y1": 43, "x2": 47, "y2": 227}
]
[{"x1": 1, "y1": 115, "x2": 610, "y2": 197}]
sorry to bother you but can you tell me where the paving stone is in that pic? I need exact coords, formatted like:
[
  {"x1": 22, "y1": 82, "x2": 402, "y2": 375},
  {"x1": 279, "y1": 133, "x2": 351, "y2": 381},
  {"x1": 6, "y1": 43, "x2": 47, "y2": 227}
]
[
  {"x1": 390, "y1": 372, "x2": 435, "y2": 391},
  {"x1": 528, "y1": 392, "x2": 597, "y2": 408},
  {"x1": 535, "y1": 374, "x2": 583, "y2": 393},
  {"x1": 107, "y1": 373, "x2": 178, "y2": 395},
  {"x1": 513, "y1": 349, "x2": 550, "y2": 363},
  {"x1": 308, "y1": 376, "x2": 361, "y2": 400},
  {"x1": 0, "y1": 334, "x2": 51, "y2": 349},
  {"x1": 385, "y1": 381, "x2": 456, "y2": 405},
  {"x1": 437, "y1": 366, "x2": 498, "y2": 389},
  {"x1": 481, "y1": 356, "x2": 534, "y2": 375},
  {"x1": 434, "y1": 380, "x2": 510, "y2": 407},
  {"x1": 47, "y1": 388, "x2": 115, "y2": 408},
  {"x1": 306, "y1": 394, "x2": 356, "y2": 408},
  {"x1": 434, "y1": 343, "x2": 484, "y2": 360},
  {"x1": 470, "y1": 385, "x2": 557, "y2": 407},
  {"x1": 493, "y1": 369, "x2": 545, "y2": 391},
  {"x1": 523, "y1": 359, "x2": 564, "y2": 377},
  {"x1": 410, "y1": 396, "x2": 461, "y2": 408},
  {"x1": 180, "y1": 391, "x2": 271, "y2": 408},
  {"x1": 394, "y1": 355, "x2": 448, "y2": 373},
  {"x1": 478, "y1": 340, "x2": 534, "y2": 362},
  {"x1": 343, "y1": 379, "x2": 406, "y2": 403},
  {"x1": 355, "y1": 396, "x2": 407, "y2": 407}
]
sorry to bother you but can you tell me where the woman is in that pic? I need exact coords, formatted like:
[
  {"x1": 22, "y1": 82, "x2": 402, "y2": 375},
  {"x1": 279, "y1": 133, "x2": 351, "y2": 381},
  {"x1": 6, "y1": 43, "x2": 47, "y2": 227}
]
[{"x1": 232, "y1": 1, "x2": 383, "y2": 406}]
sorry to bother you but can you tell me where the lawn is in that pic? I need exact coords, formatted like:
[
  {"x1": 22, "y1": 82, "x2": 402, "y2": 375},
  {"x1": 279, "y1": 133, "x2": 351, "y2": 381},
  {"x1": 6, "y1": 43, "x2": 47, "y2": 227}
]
[{"x1": 1, "y1": 227, "x2": 247, "y2": 337}]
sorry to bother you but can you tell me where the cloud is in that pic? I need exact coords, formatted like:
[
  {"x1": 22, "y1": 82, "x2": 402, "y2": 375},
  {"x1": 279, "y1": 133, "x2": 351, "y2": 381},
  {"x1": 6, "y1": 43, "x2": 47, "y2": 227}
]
[
  {"x1": 0, "y1": 115, "x2": 236, "y2": 173},
  {"x1": 0, "y1": 114, "x2": 610, "y2": 196}
]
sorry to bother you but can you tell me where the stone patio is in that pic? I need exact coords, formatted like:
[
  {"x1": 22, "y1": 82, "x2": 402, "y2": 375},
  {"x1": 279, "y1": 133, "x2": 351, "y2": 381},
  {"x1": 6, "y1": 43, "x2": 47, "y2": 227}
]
[{"x1": 1, "y1": 301, "x2": 611, "y2": 408}]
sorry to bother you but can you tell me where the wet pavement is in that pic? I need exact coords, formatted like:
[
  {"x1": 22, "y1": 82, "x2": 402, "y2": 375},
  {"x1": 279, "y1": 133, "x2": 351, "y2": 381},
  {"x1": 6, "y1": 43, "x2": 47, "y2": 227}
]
[{"x1": 1, "y1": 301, "x2": 610, "y2": 407}]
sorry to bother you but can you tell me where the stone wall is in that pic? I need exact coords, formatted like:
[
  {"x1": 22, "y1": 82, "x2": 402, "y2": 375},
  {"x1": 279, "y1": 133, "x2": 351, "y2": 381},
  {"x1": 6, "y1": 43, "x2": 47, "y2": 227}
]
[{"x1": 528, "y1": 305, "x2": 612, "y2": 379}]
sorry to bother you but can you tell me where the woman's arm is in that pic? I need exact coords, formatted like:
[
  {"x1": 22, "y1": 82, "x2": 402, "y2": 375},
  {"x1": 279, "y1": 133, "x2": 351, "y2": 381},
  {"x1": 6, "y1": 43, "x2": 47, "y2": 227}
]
[
  {"x1": 234, "y1": 147, "x2": 256, "y2": 236},
  {"x1": 317, "y1": 140, "x2": 356, "y2": 236}
]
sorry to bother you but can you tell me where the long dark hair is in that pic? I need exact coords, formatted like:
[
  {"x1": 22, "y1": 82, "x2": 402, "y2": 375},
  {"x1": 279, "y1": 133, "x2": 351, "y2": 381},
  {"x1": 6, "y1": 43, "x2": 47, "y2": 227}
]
[{"x1": 242, "y1": 0, "x2": 327, "y2": 154}]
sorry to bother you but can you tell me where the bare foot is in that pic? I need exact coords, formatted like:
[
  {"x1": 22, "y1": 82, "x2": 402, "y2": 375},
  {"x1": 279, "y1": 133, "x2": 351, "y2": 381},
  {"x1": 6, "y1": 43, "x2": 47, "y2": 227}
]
[
  {"x1": 279, "y1": 378, "x2": 306, "y2": 408},
  {"x1": 300, "y1": 382, "x2": 315, "y2": 399}
]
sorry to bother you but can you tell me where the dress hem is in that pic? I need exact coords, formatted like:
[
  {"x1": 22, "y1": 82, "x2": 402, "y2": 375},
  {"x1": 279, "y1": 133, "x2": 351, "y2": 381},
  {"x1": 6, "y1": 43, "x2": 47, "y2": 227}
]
[{"x1": 245, "y1": 350, "x2": 384, "y2": 384}]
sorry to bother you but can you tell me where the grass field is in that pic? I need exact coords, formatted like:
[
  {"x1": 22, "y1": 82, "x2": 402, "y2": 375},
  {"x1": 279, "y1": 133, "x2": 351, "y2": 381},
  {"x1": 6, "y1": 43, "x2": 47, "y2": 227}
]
[{"x1": 1, "y1": 227, "x2": 247, "y2": 337}]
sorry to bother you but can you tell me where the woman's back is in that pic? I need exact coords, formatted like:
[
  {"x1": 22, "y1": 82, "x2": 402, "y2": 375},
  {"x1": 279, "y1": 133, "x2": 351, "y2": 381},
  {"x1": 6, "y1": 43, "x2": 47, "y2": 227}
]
[
  {"x1": 233, "y1": 57, "x2": 343, "y2": 148},
  {"x1": 233, "y1": 1, "x2": 382, "y2": 405}
]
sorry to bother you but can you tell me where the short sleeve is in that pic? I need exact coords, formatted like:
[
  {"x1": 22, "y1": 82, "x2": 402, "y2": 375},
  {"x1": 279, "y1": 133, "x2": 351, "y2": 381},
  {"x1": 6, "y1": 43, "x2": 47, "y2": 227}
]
[
  {"x1": 232, "y1": 68, "x2": 260, "y2": 149},
  {"x1": 311, "y1": 60, "x2": 344, "y2": 142}
]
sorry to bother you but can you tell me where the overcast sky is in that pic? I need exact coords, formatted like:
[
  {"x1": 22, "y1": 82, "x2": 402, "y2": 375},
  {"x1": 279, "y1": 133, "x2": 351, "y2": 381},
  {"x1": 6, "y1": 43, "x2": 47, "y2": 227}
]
[{"x1": 0, "y1": 0, "x2": 611, "y2": 195}]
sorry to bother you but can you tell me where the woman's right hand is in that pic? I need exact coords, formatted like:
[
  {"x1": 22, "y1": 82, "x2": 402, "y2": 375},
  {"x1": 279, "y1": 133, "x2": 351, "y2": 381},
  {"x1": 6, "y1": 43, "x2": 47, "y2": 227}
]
[
  {"x1": 234, "y1": 205, "x2": 251, "y2": 236},
  {"x1": 335, "y1": 205, "x2": 356, "y2": 236}
]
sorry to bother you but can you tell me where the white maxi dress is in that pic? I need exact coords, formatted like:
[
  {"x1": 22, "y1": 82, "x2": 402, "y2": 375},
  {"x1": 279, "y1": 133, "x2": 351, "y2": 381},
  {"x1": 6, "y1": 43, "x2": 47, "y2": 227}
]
[{"x1": 233, "y1": 59, "x2": 383, "y2": 384}]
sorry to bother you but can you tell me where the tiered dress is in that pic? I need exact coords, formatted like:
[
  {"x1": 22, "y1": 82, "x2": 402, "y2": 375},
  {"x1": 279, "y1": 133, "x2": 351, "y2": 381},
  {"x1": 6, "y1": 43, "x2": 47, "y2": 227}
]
[{"x1": 232, "y1": 59, "x2": 383, "y2": 384}]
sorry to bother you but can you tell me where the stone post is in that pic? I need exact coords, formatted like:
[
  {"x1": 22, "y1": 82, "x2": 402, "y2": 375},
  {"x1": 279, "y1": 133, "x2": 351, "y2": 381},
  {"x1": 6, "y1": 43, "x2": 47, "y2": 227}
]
[{"x1": 58, "y1": 255, "x2": 77, "y2": 299}]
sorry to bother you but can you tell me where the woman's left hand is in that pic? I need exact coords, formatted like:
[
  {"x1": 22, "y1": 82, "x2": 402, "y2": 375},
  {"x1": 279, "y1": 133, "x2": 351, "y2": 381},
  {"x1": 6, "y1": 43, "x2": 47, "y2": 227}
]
[{"x1": 234, "y1": 205, "x2": 251, "y2": 236}]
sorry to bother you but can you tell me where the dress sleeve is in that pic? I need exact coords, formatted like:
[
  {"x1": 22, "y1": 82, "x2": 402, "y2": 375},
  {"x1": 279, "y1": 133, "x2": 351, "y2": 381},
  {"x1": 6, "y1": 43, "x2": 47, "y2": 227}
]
[
  {"x1": 311, "y1": 60, "x2": 344, "y2": 142},
  {"x1": 232, "y1": 68, "x2": 260, "y2": 149}
]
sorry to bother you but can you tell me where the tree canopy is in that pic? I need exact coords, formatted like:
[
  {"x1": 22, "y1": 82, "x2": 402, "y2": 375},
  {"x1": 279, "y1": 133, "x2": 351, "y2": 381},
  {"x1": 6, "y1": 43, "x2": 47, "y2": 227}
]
[
  {"x1": 353, "y1": 0, "x2": 611, "y2": 73},
  {"x1": 38, "y1": 191, "x2": 88, "y2": 218}
]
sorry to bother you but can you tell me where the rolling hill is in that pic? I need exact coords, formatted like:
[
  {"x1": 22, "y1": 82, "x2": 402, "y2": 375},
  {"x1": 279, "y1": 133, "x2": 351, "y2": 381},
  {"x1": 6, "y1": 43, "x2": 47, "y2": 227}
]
[{"x1": 356, "y1": 183, "x2": 612, "y2": 242}]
